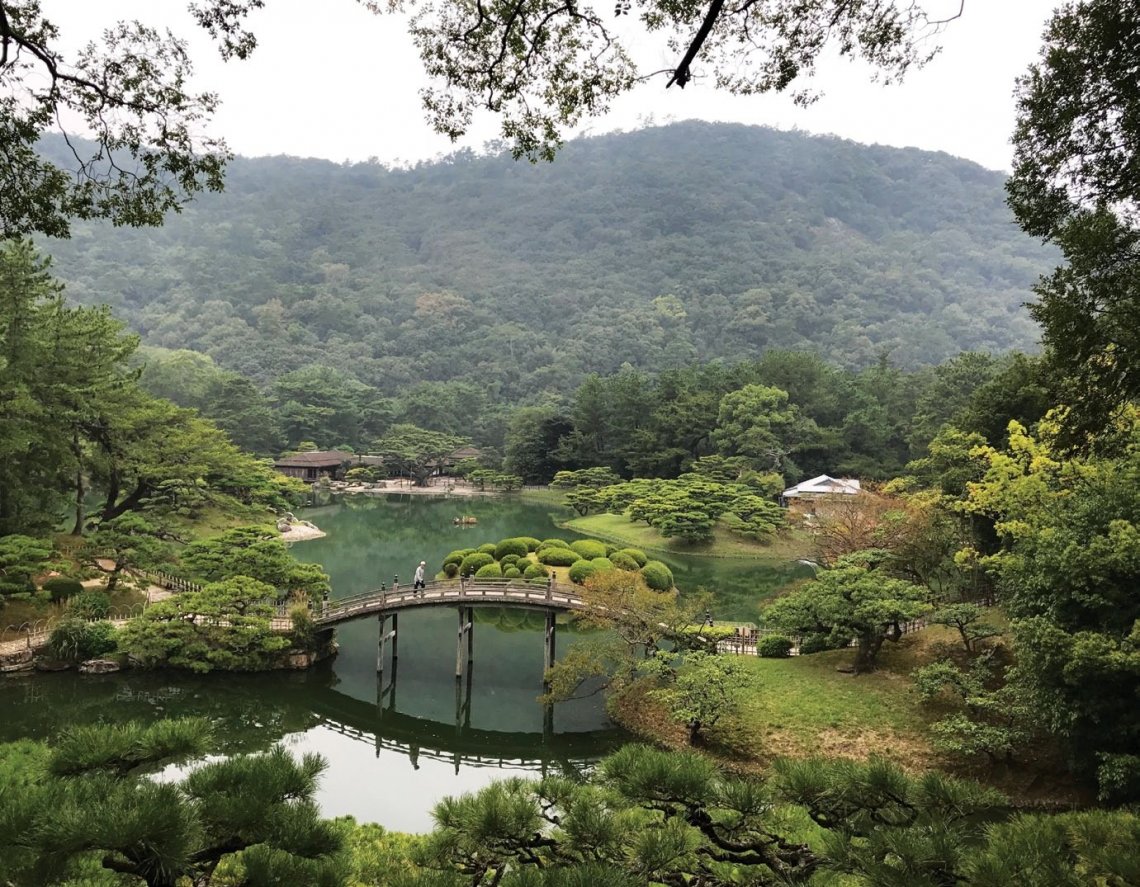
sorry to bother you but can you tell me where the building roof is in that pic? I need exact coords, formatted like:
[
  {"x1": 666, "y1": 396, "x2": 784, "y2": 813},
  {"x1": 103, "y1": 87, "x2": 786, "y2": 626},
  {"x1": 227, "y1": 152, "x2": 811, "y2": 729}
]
[
  {"x1": 274, "y1": 450, "x2": 352, "y2": 468},
  {"x1": 449, "y1": 446, "x2": 482, "y2": 459},
  {"x1": 782, "y1": 475, "x2": 862, "y2": 498}
]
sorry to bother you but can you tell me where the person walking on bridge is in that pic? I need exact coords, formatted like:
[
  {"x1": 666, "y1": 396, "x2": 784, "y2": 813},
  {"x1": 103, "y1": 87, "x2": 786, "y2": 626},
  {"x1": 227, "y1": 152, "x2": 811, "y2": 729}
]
[{"x1": 414, "y1": 561, "x2": 426, "y2": 594}]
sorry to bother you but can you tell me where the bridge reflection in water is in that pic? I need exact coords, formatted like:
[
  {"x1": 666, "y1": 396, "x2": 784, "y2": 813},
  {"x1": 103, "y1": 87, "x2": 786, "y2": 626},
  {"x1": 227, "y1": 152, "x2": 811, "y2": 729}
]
[{"x1": 310, "y1": 662, "x2": 622, "y2": 779}]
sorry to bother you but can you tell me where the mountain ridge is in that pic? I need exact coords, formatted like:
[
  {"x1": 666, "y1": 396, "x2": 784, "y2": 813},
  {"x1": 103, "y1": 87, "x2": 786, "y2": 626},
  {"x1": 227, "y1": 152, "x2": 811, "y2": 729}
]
[{"x1": 42, "y1": 121, "x2": 1052, "y2": 399}]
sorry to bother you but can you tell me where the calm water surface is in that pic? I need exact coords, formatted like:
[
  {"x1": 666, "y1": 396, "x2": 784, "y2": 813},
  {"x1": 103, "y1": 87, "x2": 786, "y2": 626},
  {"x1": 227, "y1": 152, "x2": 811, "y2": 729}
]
[{"x1": 0, "y1": 494, "x2": 808, "y2": 830}]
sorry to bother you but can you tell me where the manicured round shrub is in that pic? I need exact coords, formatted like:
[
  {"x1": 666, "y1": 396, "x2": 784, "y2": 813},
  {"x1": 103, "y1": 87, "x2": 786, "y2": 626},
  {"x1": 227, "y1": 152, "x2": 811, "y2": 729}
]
[
  {"x1": 589, "y1": 557, "x2": 615, "y2": 573},
  {"x1": 443, "y1": 562, "x2": 460, "y2": 578},
  {"x1": 517, "y1": 537, "x2": 542, "y2": 552},
  {"x1": 477, "y1": 543, "x2": 498, "y2": 555},
  {"x1": 43, "y1": 577, "x2": 83, "y2": 602},
  {"x1": 570, "y1": 539, "x2": 608, "y2": 560},
  {"x1": 538, "y1": 547, "x2": 582, "y2": 567},
  {"x1": 459, "y1": 552, "x2": 495, "y2": 577},
  {"x1": 502, "y1": 566, "x2": 522, "y2": 580},
  {"x1": 604, "y1": 544, "x2": 619, "y2": 556},
  {"x1": 619, "y1": 548, "x2": 648, "y2": 567},
  {"x1": 494, "y1": 538, "x2": 530, "y2": 560},
  {"x1": 443, "y1": 549, "x2": 476, "y2": 567},
  {"x1": 523, "y1": 563, "x2": 549, "y2": 580},
  {"x1": 609, "y1": 551, "x2": 639, "y2": 571},
  {"x1": 499, "y1": 554, "x2": 521, "y2": 568},
  {"x1": 68, "y1": 590, "x2": 111, "y2": 619},
  {"x1": 640, "y1": 561, "x2": 675, "y2": 591},
  {"x1": 537, "y1": 538, "x2": 572, "y2": 552},
  {"x1": 568, "y1": 560, "x2": 597, "y2": 585},
  {"x1": 757, "y1": 635, "x2": 794, "y2": 658},
  {"x1": 474, "y1": 562, "x2": 503, "y2": 579}
]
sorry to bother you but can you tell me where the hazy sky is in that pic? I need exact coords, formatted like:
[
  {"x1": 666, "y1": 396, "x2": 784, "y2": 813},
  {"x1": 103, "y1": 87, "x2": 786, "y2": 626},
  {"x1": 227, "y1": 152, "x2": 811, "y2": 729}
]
[{"x1": 45, "y1": 0, "x2": 1058, "y2": 171}]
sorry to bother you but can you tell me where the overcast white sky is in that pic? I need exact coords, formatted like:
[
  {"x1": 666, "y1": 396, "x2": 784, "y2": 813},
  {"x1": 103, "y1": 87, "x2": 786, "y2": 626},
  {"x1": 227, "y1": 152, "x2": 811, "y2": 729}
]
[{"x1": 44, "y1": 0, "x2": 1058, "y2": 171}]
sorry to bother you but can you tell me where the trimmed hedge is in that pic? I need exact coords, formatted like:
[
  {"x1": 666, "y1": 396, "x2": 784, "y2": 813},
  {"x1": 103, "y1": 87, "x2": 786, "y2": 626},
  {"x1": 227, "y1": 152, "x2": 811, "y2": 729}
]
[
  {"x1": 494, "y1": 538, "x2": 530, "y2": 560},
  {"x1": 538, "y1": 547, "x2": 582, "y2": 567},
  {"x1": 443, "y1": 562, "x2": 460, "y2": 578},
  {"x1": 604, "y1": 544, "x2": 619, "y2": 556},
  {"x1": 620, "y1": 548, "x2": 648, "y2": 567},
  {"x1": 68, "y1": 591, "x2": 111, "y2": 619},
  {"x1": 474, "y1": 562, "x2": 503, "y2": 579},
  {"x1": 589, "y1": 557, "x2": 615, "y2": 573},
  {"x1": 516, "y1": 537, "x2": 542, "y2": 552},
  {"x1": 537, "y1": 538, "x2": 572, "y2": 552},
  {"x1": 477, "y1": 543, "x2": 498, "y2": 555},
  {"x1": 43, "y1": 577, "x2": 83, "y2": 602},
  {"x1": 568, "y1": 560, "x2": 597, "y2": 585},
  {"x1": 499, "y1": 554, "x2": 521, "y2": 568},
  {"x1": 640, "y1": 561, "x2": 675, "y2": 591},
  {"x1": 570, "y1": 539, "x2": 608, "y2": 560},
  {"x1": 757, "y1": 635, "x2": 794, "y2": 658},
  {"x1": 459, "y1": 552, "x2": 495, "y2": 577},
  {"x1": 443, "y1": 549, "x2": 476, "y2": 567},
  {"x1": 502, "y1": 566, "x2": 522, "y2": 580},
  {"x1": 523, "y1": 563, "x2": 549, "y2": 580}
]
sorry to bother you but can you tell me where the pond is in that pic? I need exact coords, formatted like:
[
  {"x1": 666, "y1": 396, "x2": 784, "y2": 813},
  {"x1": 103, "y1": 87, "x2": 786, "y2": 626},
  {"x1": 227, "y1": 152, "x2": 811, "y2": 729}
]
[{"x1": 0, "y1": 494, "x2": 809, "y2": 831}]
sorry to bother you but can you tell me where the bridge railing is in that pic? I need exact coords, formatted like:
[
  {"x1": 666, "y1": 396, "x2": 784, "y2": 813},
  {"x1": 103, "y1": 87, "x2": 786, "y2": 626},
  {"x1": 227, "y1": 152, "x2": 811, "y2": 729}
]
[{"x1": 314, "y1": 577, "x2": 582, "y2": 622}]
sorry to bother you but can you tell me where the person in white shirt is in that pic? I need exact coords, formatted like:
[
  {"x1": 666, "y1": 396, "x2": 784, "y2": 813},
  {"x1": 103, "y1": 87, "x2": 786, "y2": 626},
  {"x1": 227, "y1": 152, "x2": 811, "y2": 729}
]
[{"x1": 414, "y1": 561, "x2": 426, "y2": 593}]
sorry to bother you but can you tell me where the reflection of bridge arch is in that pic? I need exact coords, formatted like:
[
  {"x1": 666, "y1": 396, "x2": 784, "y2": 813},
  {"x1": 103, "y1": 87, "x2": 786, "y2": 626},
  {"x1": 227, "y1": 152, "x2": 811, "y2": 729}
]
[{"x1": 308, "y1": 684, "x2": 625, "y2": 776}]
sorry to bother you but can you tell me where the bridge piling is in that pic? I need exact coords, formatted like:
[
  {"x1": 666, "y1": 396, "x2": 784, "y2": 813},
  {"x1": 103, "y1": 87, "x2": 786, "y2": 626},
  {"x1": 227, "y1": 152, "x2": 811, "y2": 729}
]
[
  {"x1": 543, "y1": 610, "x2": 556, "y2": 676},
  {"x1": 456, "y1": 607, "x2": 473, "y2": 678}
]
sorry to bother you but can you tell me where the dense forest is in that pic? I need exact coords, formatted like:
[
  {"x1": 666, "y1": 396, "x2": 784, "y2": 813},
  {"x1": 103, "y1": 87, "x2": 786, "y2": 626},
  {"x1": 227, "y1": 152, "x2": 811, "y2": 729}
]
[{"x1": 43, "y1": 122, "x2": 1053, "y2": 404}]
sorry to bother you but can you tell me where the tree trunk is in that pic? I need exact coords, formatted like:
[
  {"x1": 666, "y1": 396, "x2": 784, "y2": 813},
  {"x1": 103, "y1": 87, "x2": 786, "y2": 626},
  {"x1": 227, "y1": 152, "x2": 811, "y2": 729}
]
[
  {"x1": 102, "y1": 482, "x2": 147, "y2": 521},
  {"x1": 853, "y1": 635, "x2": 884, "y2": 674},
  {"x1": 71, "y1": 468, "x2": 86, "y2": 536},
  {"x1": 101, "y1": 466, "x2": 121, "y2": 521},
  {"x1": 106, "y1": 560, "x2": 123, "y2": 594}
]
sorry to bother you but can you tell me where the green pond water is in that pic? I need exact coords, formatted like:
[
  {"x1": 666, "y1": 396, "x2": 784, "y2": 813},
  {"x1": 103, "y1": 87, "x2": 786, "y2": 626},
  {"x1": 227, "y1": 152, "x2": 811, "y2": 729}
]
[{"x1": 0, "y1": 495, "x2": 809, "y2": 831}]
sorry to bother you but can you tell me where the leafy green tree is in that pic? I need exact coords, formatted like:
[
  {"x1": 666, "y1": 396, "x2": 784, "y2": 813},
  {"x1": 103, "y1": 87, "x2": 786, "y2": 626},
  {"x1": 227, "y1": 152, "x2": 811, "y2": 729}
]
[
  {"x1": 963, "y1": 416, "x2": 1140, "y2": 798},
  {"x1": 504, "y1": 405, "x2": 574, "y2": 483},
  {"x1": 374, "y1": 424, "x2": 467, "y2": 487},
  {"x1": 644, "y1": 649, "x2": 752, "y2": 743},
  {"x1": 551, "y1": 467, "x2": 622, "y2": 489},
  {"x1": 119, "y1": 577, "x2": 290, "y2": 672},
  {"x1": 0, "y1": 719, "x2": 345, "y2": 886},
  {"x1": 1007, "y1": 0, "x2": 1140, "y2": 447},
  {"x1": 86, "y1": 514, "x2": 172, "y2": 593},
  {"x1": 762, "y1": 551, "x2": 930, "y2": 672},
  {"x1": 912, "y1": 654, "x2": 1032, "y2": 764},
  {"x1": 929, "y1": 603, "x2": 1001, "y2": 654},
  {"x1": 181, "y1": 526, "x2": 331, "y2": 602},
  {"x1": 0, "y1": 534, "x2": 53, "y2": 600},
  {"x1": 712, "y1": 383, "x2": 818, "y2": 479}
]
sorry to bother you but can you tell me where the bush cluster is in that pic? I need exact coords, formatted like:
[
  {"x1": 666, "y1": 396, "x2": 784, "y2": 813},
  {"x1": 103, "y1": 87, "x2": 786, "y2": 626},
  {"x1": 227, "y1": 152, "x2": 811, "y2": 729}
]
[
  {"x1": 567, "y1": 560, "x2": 597, "y2": 584},
  {"x1": 43, "y1": 577, "x2": 84, "y2": 602},
  {"x1": 608, "y1": 551, "x2": 639, "y2": 571},
  {"x1": 537, "y1": 538, "x2": 571, "y2": 552},
  {"x1": 474, "y1": 562, "x2": 503, "y2": 579},
  {"x1": 494, "y1": 538, "x2": 530, "y2": 560},
  {"x1": 523, "y1": 563, "x2": 549, "y2": 580},
  {"x1": 68, "y1": 591, "x2": 111, "y2": 619},
  {"x1": 444, "y1": 549, "x2": 476, "y2": 567},
  {"x1": 45, "y1": 618, "x2": 117, "y2": 663},
  {"x1": 570, "y1": 539, "x2": 608, "y2": 560},
  {"x1": 443, "y1": 562, "x2": 460, "y2": 578},
  {"x1": 502, "y1": 566, "x2": 522, "y2": 579},
  {"x1": 538, "y1": 547, "x2": 581, "y2": 567},
  {"x1": 477, "y1": 543, "x2": 498, "y2": 556},
  {"x1": 459, "y1": 552, "x2": 494, "y2": 577},
  {"x1": 640, "y1": 560, "x2": 675, "y2": 591},
  {"x1": 620, "y1": 548, "x2": 648, "y2": 567},
  {"x1": 757, "y1": 635, "x2": 794, "y2": 658}
]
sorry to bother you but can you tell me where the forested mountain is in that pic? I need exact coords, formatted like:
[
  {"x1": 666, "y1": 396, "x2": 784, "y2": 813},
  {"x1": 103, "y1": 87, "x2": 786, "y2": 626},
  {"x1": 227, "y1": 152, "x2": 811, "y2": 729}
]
[{"x1": 43, "y1": 122, "x2": 1051, "y2": 400}]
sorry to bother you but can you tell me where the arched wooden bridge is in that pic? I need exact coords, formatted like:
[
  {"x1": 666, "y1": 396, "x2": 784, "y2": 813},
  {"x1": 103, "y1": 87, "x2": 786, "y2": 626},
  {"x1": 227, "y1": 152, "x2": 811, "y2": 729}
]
[
  {"x1": 313, "y1": 576, "x2": 585, "y2": 627},
  {"x1": 313, "y1": 577, "x2": 586, "y2": 682}
]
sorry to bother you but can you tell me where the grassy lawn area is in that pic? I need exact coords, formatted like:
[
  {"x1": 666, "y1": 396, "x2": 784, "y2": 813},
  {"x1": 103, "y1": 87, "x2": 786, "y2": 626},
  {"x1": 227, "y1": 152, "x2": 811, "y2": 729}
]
[{"x1": 562, "y1": 511, "x2": 813, "y2": 561}]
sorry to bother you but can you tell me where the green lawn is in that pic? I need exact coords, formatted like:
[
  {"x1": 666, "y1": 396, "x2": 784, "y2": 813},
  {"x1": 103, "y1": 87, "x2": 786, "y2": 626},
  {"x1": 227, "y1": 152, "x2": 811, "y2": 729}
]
[
  {"x1": 614, "y1": 627, "x2": 977, "y2": 776},
  {"x1": 563, "y1": 511, "x2": 813, "y2": 561}
]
